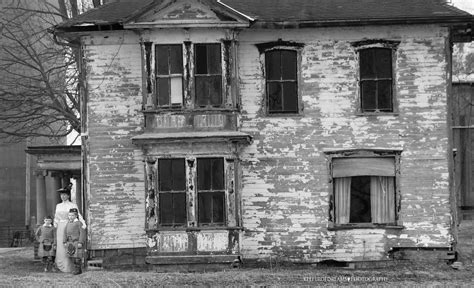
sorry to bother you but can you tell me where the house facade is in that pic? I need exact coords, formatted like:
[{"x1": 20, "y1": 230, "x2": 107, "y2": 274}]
[{"x1": 54, "y1": 0, "x2": 474, "y2": 268}]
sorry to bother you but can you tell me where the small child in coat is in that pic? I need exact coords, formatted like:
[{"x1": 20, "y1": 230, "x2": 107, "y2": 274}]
[
  {"x1": 35, "y1": 215, "x2": 56, "y2": 272},
  {"x1": 63, "y1": 208, "x2": 86, "y2": 275}
]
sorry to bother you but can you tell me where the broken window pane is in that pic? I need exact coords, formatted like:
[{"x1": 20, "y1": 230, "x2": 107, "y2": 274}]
[
  {"x1": 359, "y1": 48, "x2": 393, "y2": 112},
  {"x1": 197, "y1": 158, "x2": 225, "y2": 225},
  {"x1": 170, "y1": 77, "x2": 183, "y2": 105},
  {"x1": 155, "y1": 45, "x2": 183, "y2": 107},
  {"x1": 266, "y1": 49, "x2": 298, "y2": 114}
]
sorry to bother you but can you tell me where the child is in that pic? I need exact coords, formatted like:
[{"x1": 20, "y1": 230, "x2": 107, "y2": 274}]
[
  {"x1": 63, "y1": 208, "x2": 86, "y2": 275},
  {"x1": 35, "y1": 215, "x2": 56, "y2": 272}
]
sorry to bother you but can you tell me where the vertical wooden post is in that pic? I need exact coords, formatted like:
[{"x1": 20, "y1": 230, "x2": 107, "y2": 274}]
[{"x1": 35, "y1": 171, "x2": 47, "y2": 225}]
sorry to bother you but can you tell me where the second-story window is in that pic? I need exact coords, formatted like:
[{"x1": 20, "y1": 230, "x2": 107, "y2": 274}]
[
  {"x1": 156, "y1": 45, "x2": 183, "y2": 107},
  {"x1": 195, "y1": 44, "x2": 222, "y2": 108},
  {"x1": 359, "y1": 48, "x2": 393, "y2": 113},
  {"x1": 265, "y1": 49, "x2": 298, "y2": 114}
]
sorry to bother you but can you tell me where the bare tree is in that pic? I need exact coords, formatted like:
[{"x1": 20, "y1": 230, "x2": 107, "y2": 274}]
[{"x1": 0, "y1": 0, "x2": 96, "y2": 142}]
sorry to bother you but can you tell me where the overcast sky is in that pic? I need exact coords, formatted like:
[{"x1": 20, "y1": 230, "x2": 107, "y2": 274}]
[{"x1": 452, "y1": 0, "x2": 474, "y2": 13}]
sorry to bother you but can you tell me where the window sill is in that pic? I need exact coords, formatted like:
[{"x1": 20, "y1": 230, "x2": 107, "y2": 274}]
[
  {"x1": 142, "y1": 107, "x2": 238, "y2": 114},
  {"x1": 356, "y1": 112, "x2": 399, "y2": 117},
  {"x1": 327, "y1": 224, "x2": 404, "y2": 231},
  {"x1": 146, "y1": 226, "x2": 244, "y2": 233},
  {"x1": 265, "y1": 113, "x2": 303, "y2": 118}
]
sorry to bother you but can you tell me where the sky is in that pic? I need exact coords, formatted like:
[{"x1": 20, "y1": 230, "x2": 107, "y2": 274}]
[{"x1": 451, "y1": 0, "x2": 474, "y2": 13}]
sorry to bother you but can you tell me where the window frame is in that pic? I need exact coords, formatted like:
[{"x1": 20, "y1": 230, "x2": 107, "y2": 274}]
[
  {"x1": 351, "y1": 40, "x2": 400, "y2": 115},
  {"x1": 145, "y1": 156, "x2": 238, "y2": 231},
  {"x1": 256, "y1": 41, "x2": 304, "y2": 116},
  {"x1": 142, "y1": 39, "x2": 235, "y2": 112},
  {"x1": 155, "y1": 44, "x2": 184, "y2": 108},
  {"x1": 324, "y1": 149, "x2": 403, "y2": 230}
]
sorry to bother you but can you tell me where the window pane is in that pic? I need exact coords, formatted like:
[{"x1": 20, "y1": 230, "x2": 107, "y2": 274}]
[
  {"x1": 173, "y1": 193, "x2": 187, "y2": 224},
  {"x1": 281, "y1": 50, "x2": 297, "y2": 80},
  {"x1": 198, "y1": 158, "x2": 224, "y2": 190},
  {"x1": 265, "y1": 51, "x2": 281, "y2": 80},
  {"x1": 212, "y1": 193, "x2": 224, "y2": 223},
  {"x1": 159, "y1": 193, "x2": 173, "y2": 224},
  {"x1": 359, "y1": 49, "x2": 375, "y2": 79},
  {"x1": 171, "y1": 159, "x2": 186, "y2": 191},
  {"x1": 195, "y1": 76, "x2": 210, "y2": 107},
  {"x1": 197, "y1": 158, "x2": 211, "y2": 190},
  {"x1": 157, "y1": 78, "x2": 170, "y2": 106},
  {"x1": 159, "y1": 193, "x2": 186, "y2": 225},
  {"x1": 282, "y1": 82, "x2": 298, "y2": 113},
  {"x1": 268, "y1": 82, "x2": 282, "y2": 112},
  {"x1": 375, "y1": 49, "x2": 392, "y2": 79},
  {"x1": 195, "y1": 44, "x2": 208, "y2": 74},
  {"x1": 377, "y1": 80, "x2": 392, "y2": 111},
  {"x1": 198, "y1": 193, "x2": 211, "y2": 224},
  {"x1": 156, "y1": 45, "x2": 169, "y2": 75},
  {"x1": 169, "y1": 45, "x2": 183, "y2": 74},
  {"x1": 349, "y1": 176, "x2": 372, "y2": 223},
  {"x1": 209, "y1": 75, "x2": 222, "y2": 106},
  {"x1": 211, "y1": 158, "x2": 224, "y2": 190},
  {"x1": 198, "y1": 192, "x2": 224, "y2": 224},
  {"x1": 170, "y1": 77, "x2": 183, "y2": 105},
  {"x1": 207, "y1": 44, "x2": 221, "y2": 75},
  {"x1": 361, "y1": 80, "x2": 376, "y2": 111},
  {"x1": 159, "y1": 159, "x2": 172, "y2": 191}
]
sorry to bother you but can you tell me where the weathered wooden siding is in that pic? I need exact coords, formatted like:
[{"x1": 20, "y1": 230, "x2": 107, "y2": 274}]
[
  {"x1": 83, "y1": 31, "x2": 146, "y2": 249},
  {"x1": 238, "y1": 25, "x2": 452, "y2": 262}
]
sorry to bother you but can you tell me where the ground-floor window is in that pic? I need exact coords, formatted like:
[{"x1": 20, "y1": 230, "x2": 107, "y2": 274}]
[
  {"x1": 145, "y1": 156, "x2": 236, "y2": 229},
  {"x1": 328, "y1": 150, "x2": 401, "y2": 226}
]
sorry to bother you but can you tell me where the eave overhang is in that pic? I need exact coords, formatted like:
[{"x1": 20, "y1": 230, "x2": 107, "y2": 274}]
[
  {"x1": 132, "y1": 131, "x2": 252, "y2": 145},
  {"x1": 123, "y1": 21, "x2": 249, "y2": 29}
]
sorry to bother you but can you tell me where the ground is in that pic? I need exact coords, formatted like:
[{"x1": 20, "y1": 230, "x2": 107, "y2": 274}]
[{"x1": 0, "y1": 247, "x2": 472, "y2": 287}]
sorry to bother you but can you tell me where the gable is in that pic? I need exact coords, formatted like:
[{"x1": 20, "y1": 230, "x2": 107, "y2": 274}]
[{"x1": 124, "y1": 0, "x2": 249, "y2": 29}]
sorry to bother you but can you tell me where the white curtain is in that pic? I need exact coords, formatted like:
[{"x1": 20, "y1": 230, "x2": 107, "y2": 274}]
[
  {"x1": 334, "y1": 177, "x2": 351, "y2": 224},
  {"x1": 370, "y1": 176, "x2": 395, "y2": 223}
]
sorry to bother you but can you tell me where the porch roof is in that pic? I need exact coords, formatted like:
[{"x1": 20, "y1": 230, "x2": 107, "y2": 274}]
[{"x1": 25, "y1": 145, "x2": 81, "y2": 171}]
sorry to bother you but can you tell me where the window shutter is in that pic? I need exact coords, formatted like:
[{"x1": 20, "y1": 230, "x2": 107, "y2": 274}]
[{"x1": 332, "y1": 157, "x2": 395, "y2": 177}]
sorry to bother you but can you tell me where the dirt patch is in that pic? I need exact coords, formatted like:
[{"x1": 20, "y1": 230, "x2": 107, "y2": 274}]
[{"x1": 0, "y1": 247, "x2": 472, "y2": 287}]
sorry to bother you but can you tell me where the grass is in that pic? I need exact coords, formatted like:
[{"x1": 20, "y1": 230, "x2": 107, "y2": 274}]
[{"x1": 0, "y1": 247, "x2": 472, "y2": 287}]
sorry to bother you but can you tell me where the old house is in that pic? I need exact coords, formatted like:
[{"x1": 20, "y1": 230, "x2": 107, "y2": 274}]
[{"x1": 53, "y1": 0, "x2": 474, "y2": 268}]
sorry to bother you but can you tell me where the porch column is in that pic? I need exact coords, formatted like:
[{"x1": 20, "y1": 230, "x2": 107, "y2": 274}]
[
  {"x1": 51, "y1": 172, "x2": 62, "y2": 214},
  {"x1": 35, "y1": 171, "x2": 47, "y2": 225},
  {"x1": 74, "y1": 175, "x2": 82, "y2": 214}
]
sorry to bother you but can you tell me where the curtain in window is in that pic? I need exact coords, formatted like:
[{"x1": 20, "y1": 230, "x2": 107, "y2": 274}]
[
  {"x1": 370, "y1": 176, "x2": 395, "y2": 223},
  {"x1": 334, "y1": 177, "x2": 351, "y2": 224}
]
